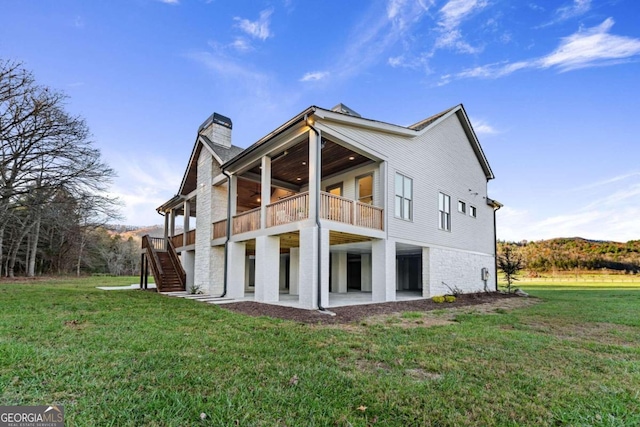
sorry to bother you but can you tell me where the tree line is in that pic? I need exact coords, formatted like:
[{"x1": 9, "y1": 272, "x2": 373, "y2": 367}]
[
  {"x1": 1, "y1": 59, "x2": 139, "y2": 277},
  {"x1": 498, "y1": 238, "x2": 640, "y2": 274}
]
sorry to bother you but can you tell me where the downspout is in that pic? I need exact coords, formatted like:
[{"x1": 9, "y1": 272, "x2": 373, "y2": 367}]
[
  {"x1": 220, "y1": 170, "x2": 232, "y2": 298},
  {"x1": 305, "y1": 114, "x2": 326, "y2": 311}
]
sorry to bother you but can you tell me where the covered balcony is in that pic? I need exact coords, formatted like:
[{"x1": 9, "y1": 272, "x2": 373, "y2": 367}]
[{"x1": 211, "y1": 133, "x2": 385, "y2": 242}]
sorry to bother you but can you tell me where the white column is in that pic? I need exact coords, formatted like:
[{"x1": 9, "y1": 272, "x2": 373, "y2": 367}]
[
  {"x1": 361, "y1": 253, "x2": 372, "y2": 292},
  {"x1": 182, "y1": 250, "x2": 195, "y2": 291},
  {"x1": 255, "y1": 235, "x2": 280, "y2": 302},
  {"x1": 260, "y1": 156, "x2": 271, "y2": 229},
  {"x1": 289, "y1": 248, "x2": 299, "y2": 296},
  {"x1": 332, "y1": 252, "x2": 348, "y2": 293},
  {"x1": 320, "y1": 227, "x2": 330, "y2": 308},
  {"x1": 227, "y1": 241, "x2": 246, "y2": 298},
  {"x1": 183, "y1": 199, "x2": 191, "y2": 246},
  {"x1": 379, "y1": 161, "x2": 387, "y2": 209},
  {"x1": 298, "y1": 227, "x2": 318, "y2": 309},
  {"x1": 229, "y1": 175, "x2": 238, "y2": 217},
  {"x1": 372, "y1": 238, "x2": 396, "y2": 302},
  {"x1": 308, "y1": 129, "x2": 319, "y2": 221},
  {"x1": 164, "y1": 213, "x2": 169, "y2": 241},
  {"x1": 169, "y1": 210, "x2": 176, "y2": 236},
  {"x1": 422, "y1": 247, "x2": 431, "y2": 298}
]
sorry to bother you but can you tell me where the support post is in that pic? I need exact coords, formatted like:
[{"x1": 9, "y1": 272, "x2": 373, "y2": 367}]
[
  {"x1": 169, "y1": 210, "x2": 176, "y2": 237},
  {"x1": 255, "y1": 235, "x2": 280, "y2": 302},
  {"x1": 183, "y1": 199, "x2": 191, "y2": 247},
  {"x1": 260, "y1": 156, "x2": 271, "y2": 229},
  {"x1": 372, "y1": 238, "x2": 396, "y2": 302},
  {"x1": 227, "y1": 241, "x2": 246, "y2": 298},
  {"x1": 289, "y1": 247, "x2": 299, "y2": 295}
]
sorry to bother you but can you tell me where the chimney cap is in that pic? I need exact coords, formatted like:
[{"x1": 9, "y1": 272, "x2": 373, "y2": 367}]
[{"x1": 198, "y1": 112, "x2": 232, "y2": 132}]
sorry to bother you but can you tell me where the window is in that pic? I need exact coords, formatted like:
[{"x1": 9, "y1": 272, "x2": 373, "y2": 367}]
[
  {"x1": 327, "y1": 183, "x2": 342, "y2": 197},
  {"x1": 439, "y1": 192, "x2": 451, "y2": 231},
  {"x1": 458, "y1": 200, "x2": 466, "y2": 214},
  {"x1": 470, "y1": 205, "x2": 477, "y2": 218},
  {"x1": 395, "y1": 173, "x2": 413, "y2": 220},
  {"x1": 357, "y1": 174, "x2": 373, "y2": 204}
]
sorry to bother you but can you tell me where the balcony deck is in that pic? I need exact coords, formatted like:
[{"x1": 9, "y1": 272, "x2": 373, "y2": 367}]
[{"x1": 171, "y1": 191, "x2": 383, "y2": 247}]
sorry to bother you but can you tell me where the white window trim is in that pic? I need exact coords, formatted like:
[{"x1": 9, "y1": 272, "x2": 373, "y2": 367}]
[
  {"x1": 394, "y1": 172, "x2": 413, "y2": 221},
  {"x1": 439, "y1": 192, "x2": 451, "y2": 231},
  {"x1": 469, "y1": 205, "x2": 477, "y2": 218},
  {"x1": 458, "y1": 200, "x2": 466, "y2": 214}
]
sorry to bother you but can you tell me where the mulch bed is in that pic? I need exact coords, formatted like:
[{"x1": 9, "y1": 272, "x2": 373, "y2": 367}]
[{"x1": 222, "y1": 292, "x2": 519, "y2": 324}]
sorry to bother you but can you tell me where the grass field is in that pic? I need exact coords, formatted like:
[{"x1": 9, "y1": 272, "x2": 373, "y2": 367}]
[{"x1": 1, "y1": 276, "x2": 640, "y2": 426}]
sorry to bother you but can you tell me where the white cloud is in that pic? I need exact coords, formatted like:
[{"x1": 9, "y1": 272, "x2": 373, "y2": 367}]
[
  {"x1": 497, "y1": 172, "x2": 640, "y2": 242},
  {"x1": 299, "y1": 71, "x2": 329, "y2": 82},
  {"x1": 443, "y1": 18, "x2": 640, "y2": 83},
  {"x1": 435, "y1": 0, "x2": 488, "y2": 53},
  {"x1": 335, "y1": 0, "x2": 431, "y2": 78},
  {"x1": 230, "y1": 37, "x2": 252, "y2": 52},
  {"x1": 470, "y1": 118, "x2": 499, "y2": 135},
  {"x1": 234, "y1": 9, "x2": 273, "y2": 41},
  {"x1": 107, "y1": 156, "x2": 182, "y2": 227},
  {"x1": 539, "y1": 18, "x2": 640, "y2": 71},
  {"x1": 157, "y1": 0, "x2": 179, "y2": 4},
  {"x1": 556, "y1": 0, "x2": 591, "y2": 21}
]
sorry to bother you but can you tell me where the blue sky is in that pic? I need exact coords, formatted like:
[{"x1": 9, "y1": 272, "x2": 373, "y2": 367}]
[{"x1": 2, "y1": 0, "x2": 639, "y2": 242}]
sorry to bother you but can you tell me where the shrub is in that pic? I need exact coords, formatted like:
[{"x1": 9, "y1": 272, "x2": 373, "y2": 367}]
[
  {"x1": 444, "y1": 295, "x2": 456, "y2": 303},
  {"x1": 432, "y1": 296, "x2": 445, "y2": 303}
]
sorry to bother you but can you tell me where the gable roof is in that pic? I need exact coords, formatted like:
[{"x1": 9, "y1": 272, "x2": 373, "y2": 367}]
[
  {"x1": 159, "y1": 103, "x2": 495, "y2": 212},
  {"x1": 223, "y1": 104, "x2": 493, "y2": 180},
  {"x1": 408, "y1": 106, "x2": 457, "y2": 131},
  {"x1": 176, "y1": 136, "x2": 244, "y2": 197}
]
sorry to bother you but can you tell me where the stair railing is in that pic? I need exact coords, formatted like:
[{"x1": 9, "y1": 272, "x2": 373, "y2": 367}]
[
  {"x1": 142, "y1": 235, "x2": 164, "y2": 291},
  {"x1": 166, "y1": 238, "x2": 186, "y2": 289}
]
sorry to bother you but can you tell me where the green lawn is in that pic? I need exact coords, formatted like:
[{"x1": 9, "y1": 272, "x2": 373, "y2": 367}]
[{"x1": 1, "y1": 277, "x2": 640, "y2": 426}]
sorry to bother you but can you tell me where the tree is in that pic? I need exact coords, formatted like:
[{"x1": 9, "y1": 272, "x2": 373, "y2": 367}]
[
  {"x1": 1, "y1": 59, "x2": 120, "y2": 277},
  {"x1": 498, "y1": 245, "x2": 523, "y2": 293}
]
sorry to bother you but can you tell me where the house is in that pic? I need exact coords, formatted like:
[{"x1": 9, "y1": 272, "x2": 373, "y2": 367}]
[{"x1": 142, "y1": 103, "x2": 501, "y2": 309}]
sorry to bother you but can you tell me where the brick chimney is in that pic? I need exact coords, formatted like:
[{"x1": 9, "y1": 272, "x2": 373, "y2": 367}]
[{"x1": 198, "y1": 112, "x2": 232, "y2": 148}]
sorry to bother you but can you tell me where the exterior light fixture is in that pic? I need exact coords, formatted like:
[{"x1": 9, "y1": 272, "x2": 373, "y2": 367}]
[{"x1": 348, "y1": 156, "x2": 355, "y2": 160}]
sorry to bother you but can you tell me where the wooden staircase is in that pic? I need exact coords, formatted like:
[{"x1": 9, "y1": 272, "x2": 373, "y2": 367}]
[{"x1": 141, "y1": 235, "x2": 186, "y2": 292}]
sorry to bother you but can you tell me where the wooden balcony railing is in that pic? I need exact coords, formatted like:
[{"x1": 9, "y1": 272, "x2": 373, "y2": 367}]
[
  {"x1": 320, "y1": 192, "x2": 354, "y2": 225},
  {"x1": 185, "y1": 229, "x2": 196, "y2": 246},
  {"x1": 320, "y1": 191, "x2": 384, "y2": 231},
  {"x1": 146, "y1": 236, "x2": 167, "y2": 251},
  {"x1": 170, "y1": 234, "x2": 183, "y2": 249},
  {"x1": 170, "y1": 229, "x2": 196, "y2": 248},
  {"x1": 267, "y1": 192, "x2": 309, "y2": 227},
  {"x1": 233, "y1": 207, "x2": 261, "y2": 235},
  {"x1": 169, "y1": 192, "x2": 383, "y2": 240},
  {"x1": 355, "y1": 201, "x2": 384, "y2": 230},
  {"x1": 212, "y1": 219, "x2": 227, "y2": 239}
]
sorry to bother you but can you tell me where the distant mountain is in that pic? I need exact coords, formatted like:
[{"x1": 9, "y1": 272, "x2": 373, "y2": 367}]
[
  {"x1": 105, "y1": 225, "x2": 184, "y2": 240},
  {"x1": 499, "y1": 237, "x2": 640, "y2": 273}
]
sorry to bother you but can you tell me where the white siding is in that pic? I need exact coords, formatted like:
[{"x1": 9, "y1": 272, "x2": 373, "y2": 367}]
[
  {"x1": 425, "y1": 247, "x2": 494, "y2": 296},
  {"x1": 322, "y1": 112, "x2": 494, "y2": 256}
]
